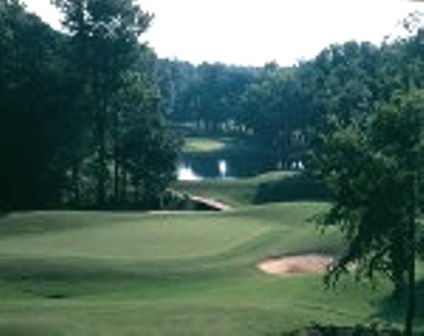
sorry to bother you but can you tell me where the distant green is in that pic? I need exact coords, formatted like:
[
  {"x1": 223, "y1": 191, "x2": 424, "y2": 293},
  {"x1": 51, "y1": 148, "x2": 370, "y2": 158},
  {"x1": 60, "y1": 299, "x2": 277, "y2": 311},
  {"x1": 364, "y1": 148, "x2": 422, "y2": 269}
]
[{"x1": 183, "y1": 137, "x2": 228, "y2": 154}]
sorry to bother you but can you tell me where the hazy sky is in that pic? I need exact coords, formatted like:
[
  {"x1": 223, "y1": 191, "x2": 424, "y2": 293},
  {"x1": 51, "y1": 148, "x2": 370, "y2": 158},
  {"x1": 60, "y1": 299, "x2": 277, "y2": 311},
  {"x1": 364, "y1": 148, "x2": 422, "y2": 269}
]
[{"x1": 23, "y1": 0, "x2": 423, "y2": 66}]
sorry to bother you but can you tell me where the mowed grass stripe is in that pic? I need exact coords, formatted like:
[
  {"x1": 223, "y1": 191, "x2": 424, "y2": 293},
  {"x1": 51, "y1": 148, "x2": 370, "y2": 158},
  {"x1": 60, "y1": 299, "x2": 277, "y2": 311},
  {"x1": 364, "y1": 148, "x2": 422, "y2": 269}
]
[
  {"x1": 0, "y1": 212, "x2": 271, "y2": 260},
  {"x1": 0, "y1": 279, "x2": 396, "y2": 336}
]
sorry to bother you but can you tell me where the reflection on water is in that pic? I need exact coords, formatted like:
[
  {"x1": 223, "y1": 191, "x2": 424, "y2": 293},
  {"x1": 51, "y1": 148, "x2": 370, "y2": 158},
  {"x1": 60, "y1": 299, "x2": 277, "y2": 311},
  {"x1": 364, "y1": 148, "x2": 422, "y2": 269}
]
[
  {"x1": 218, "y1": 160, "x2": 227, "y2": 178},
  {"x1": 177, "y1": 165, "x2": 202, "y2": 181},
  {"x1": 177, "y1": 152, "x2": 304, "y2": 181},
  {"x1": 290, "y1": 161, "x2": 304, "y2": 170},
  {"x1": 177, "y1": 160, "x2": 231, "y2": 181}
]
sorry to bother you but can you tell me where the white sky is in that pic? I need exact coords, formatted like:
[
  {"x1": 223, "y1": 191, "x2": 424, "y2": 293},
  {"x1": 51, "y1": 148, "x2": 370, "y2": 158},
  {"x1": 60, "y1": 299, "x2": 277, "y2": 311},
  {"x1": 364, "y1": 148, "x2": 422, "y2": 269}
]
[{"x1": 22, "y1": 0, "x2": 423, "y2": 66}]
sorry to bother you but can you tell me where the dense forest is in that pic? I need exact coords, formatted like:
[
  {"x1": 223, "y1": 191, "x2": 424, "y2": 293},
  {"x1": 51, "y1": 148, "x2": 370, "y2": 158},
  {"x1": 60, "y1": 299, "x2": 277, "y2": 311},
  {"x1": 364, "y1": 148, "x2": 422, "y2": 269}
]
[
  {"x1": 0, "y1": 0, "x2": 178, "y2": 210},
  {"x1": 157, "y1": 26, "x2": 423, "y2": 168},
  {"x1": 0, "y1": 0, "x2": 422, "y2": 212}
]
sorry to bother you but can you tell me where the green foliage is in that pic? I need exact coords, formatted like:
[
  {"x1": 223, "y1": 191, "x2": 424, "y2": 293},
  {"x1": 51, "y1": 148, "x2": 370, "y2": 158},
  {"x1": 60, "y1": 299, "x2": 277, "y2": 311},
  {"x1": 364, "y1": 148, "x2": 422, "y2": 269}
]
[
  {"x1": 175, "y1": 62, "x2": 259, "y2": 133},
  {"x1": 301, "y1": 42, "x2": 380, "y2": 122},
  {"x1": 238, "y1": 67, "x2": 311, "y2": 166},
  {"x1": 309, "y1": 90, "x2": 424, "y2": 334},
  {"x1": 54, "y1": 0, "x2": 165, "y2": 208},
  {"x1": 0, "y1": 1, "x2": 74, "y2": 208},
  {"x1": 0, "y1": 0, "x2": 179, "y2": 210},
  {"x1": 159, "y1": 36, "x2": 423, "y2": 170},
  {"x1": 304, "y1": 22, "x2": 423, "y2": 336}
]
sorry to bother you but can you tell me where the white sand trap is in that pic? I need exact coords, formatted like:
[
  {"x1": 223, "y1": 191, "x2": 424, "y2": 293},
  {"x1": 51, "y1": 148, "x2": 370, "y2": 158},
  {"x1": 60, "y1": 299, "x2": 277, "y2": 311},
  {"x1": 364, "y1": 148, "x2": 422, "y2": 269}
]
[{"x1": 258, "y1": 254, "x2": 334, "y2": 276}]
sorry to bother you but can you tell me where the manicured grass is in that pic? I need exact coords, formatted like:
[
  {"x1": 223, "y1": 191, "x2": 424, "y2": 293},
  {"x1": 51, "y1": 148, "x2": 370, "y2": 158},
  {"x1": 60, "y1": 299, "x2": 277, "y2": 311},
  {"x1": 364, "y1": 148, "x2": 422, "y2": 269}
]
[
  {"x1": 0, "y1": 212, "x2": 268, "y2": 260},
  {"x1": 0, "y1": 202, "x2": 422, "y2": 335},
  {"x1": 183, "y1": 137, "x2": 228, "y2": 154},
  {"x1": 182, "y1": 136, "x2": 256, "y2": 156},
  {"x1": 174, "y1": 171, "x2": 295, "y2": 207},
  {"x1": 174, "y1": 170, "x2": 328, "y2": 207}
]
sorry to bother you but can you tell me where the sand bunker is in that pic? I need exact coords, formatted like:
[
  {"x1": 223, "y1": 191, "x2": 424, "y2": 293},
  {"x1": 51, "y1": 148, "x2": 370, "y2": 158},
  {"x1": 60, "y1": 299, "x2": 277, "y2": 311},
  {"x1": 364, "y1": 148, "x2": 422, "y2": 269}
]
[{"x1": 258, "y1": 254, "x2": 334, "y2": 276}]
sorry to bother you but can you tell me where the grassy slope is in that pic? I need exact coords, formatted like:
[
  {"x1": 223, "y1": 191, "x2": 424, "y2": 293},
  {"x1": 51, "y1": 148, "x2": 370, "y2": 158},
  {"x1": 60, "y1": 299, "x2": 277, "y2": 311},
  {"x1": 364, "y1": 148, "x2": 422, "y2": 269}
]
[
  {"x1": 174, "y1": 171, "x2": 328, "y2": 207},
  {"x1": 0, "y1": 205, "x2": 422, "y2": 335},
  {"x1": 0, "y1": 160, "x2": 422, "y2": 335}
]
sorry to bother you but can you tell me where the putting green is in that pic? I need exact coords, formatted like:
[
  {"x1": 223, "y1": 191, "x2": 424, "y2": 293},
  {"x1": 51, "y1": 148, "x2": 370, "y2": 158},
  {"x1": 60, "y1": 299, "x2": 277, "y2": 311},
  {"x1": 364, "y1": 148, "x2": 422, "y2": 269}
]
[{"x1": 0, "y1": 212, "x2": 269, "y2": 260}]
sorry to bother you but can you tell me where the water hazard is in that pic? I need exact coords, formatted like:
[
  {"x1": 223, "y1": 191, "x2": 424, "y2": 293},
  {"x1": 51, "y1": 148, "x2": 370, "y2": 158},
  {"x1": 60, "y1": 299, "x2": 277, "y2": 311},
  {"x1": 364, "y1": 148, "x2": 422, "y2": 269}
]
[{"x1": 177, "y1": 153, "x2": 303, "y2": 181}]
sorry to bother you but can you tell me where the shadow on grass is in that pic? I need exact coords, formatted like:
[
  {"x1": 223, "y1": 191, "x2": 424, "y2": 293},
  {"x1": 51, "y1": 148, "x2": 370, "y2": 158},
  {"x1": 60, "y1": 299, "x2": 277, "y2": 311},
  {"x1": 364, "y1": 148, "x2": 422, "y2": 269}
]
[
  {"x1": 0, "y1": 211, "x2": 11, "y2": 219},
  {"x1": 370, "y1": 279, "x2": 424, "y2": 330},
  {"x1": 0, "y1": 323, "x2": 60, "y2": 336},
  {"x1": 286, "y1": 324, "x2": 402, "y2": 335},
  {"x1": 254, "y1": 174, "x2": 330, "y2": 204},
  {"x1": 285, "y1": 270, "x2": 424, "y2": 335},
  {"x1": 0, "y1": 211, "x2": 108, "y2": 237}
]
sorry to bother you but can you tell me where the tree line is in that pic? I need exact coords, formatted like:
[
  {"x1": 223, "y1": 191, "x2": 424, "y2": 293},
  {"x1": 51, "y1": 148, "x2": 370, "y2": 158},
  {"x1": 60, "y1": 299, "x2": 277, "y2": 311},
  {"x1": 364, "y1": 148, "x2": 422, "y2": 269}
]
[
  {"x1": 157, "y1": 31, "x2": 422, "y2": 168},
  {"x1": 0, "y1": 0, "x2": 179, "y2": 210},
  {"x1": 1, "y1": 0, "x2": 421, "y2": 203}
]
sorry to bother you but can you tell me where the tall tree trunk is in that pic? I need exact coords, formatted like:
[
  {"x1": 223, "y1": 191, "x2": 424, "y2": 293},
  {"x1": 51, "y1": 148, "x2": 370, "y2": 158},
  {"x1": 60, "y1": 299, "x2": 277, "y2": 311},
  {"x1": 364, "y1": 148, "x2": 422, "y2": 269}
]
[
  {"x1": 121, "y1": 166, "x2": 128, "y2": 204},
  {"x1": 98, "y1": 113, "x2": 107, "y2": 206},
  {"x1": 95, "y1": 91, "x2": 108, "y2": 207},
  {"x1": 71, "y1": 161, "x2": 80, "y2": 207},
  {"x1": 113, "y1": 109, "x2": 120, "y2": 204},
  {"x1": 113, "y1": 152, "x2": 120, "y2": 203},
  {"x1": 405, "y1": 217, "x2": 416, "y2": 336}
]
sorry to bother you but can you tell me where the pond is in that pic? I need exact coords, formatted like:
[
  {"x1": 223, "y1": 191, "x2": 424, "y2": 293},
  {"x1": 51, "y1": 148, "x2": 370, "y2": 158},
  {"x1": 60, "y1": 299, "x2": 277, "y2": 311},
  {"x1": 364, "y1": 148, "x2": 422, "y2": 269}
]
[{"x1": 177, "y1": 153, "x2": 304, "y2": 181}]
